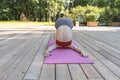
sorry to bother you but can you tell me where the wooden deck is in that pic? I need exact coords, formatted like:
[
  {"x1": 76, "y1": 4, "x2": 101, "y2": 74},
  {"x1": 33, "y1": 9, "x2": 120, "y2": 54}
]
[{"x1": 0, "y1": 27, "x2": 120, "y2": 80}]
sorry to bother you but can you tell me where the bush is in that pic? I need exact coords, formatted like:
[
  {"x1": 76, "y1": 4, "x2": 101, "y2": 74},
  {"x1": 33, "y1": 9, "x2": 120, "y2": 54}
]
[
  {"x1": 112, "y1": 8, "x2": 120, "y2": 22},
  {"x1": 99, "y1": 7, "x2": 120, "y2": 24},
  {"x1": 66, "y1": 5, "x2": 120, "y2": 25},
  {"x1": 67, "y1": 6, "x2": 103, "y2": 23},
  {"x1": 99, "y1": 7, "x2": 113, "y2": 23},
  {"x1": 86, "y1": 13, "x2": 100, "y2": 22}
]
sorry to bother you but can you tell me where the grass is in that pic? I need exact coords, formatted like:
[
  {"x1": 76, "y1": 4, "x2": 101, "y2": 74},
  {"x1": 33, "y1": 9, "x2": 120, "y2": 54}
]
[{"x1": 0, "y1": 21, "x2": 55, "y2": 28}]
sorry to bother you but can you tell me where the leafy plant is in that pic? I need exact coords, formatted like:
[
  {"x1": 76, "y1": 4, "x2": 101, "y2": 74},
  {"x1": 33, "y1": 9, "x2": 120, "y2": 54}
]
[
  {"x1": 98, "y1": 7, "x2": 120, "y2": 23},
  {"x1": 68, "y1": 5, "x2": 103, "y2": 22},
  {"x1": 112, "y1": 8, "x2": 120, "y2": 22},
  {"x1": 86, "y1": 13, "x2": 99, "y2": 22}
]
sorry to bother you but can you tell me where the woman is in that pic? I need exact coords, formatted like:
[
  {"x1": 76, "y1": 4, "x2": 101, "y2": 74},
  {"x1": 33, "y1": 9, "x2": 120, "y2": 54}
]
[{"x1": 45, "y1": 18, "x2": 86, "y2": 57}]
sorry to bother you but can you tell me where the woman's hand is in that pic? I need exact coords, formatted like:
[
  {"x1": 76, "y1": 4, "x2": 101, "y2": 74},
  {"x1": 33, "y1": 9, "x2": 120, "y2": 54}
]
[{"x1": 44, "y1": 51, "x2": 52, "y2": 57}]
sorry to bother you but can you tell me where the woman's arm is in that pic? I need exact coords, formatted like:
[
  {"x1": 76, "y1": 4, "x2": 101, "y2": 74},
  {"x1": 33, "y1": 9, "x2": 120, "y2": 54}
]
[
  {"x1": 45, "y1": 44, "x2": 57, "y2": 57},
  {"x1": 69, "y1": 43, "x2": 88, "y2": 57}
]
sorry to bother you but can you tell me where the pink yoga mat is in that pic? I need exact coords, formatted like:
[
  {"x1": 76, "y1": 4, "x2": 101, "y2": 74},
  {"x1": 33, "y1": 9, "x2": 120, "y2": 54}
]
[{"x1": 44, "y1": 40, "x2": 94, "y2": 64}]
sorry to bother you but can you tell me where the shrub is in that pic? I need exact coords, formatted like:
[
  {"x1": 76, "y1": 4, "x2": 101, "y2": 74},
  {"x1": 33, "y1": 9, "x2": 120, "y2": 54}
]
[
  {"x1": 86, "y1": 13, "x2": 100, "y2": 22},
  {"x1": 112, "y1": 8, "x2": 120, "y2": 22},
  {"x1": 99, "y1": 7, "x2": 120, "y2": 24},
  {"x1": 67, "y1": 5, "x2": 104, "y2": 22}
]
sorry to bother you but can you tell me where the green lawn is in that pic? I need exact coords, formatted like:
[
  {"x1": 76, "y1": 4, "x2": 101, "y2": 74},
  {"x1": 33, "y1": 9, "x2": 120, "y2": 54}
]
[{"x1": 0, "y1": 21, "x2": 55, "y2": 28}]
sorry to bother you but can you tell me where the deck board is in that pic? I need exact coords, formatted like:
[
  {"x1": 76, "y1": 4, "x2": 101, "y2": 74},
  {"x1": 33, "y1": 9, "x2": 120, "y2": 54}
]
[
  {"x1": 56, "y1": 64, "x2": 71, "y2": 80},
  {"x1": 68, "y1": 64, "x2": 88, "y2": 80},
  {"x1": 0, "y1": 27, "x2": 120, "y2": 80},
  {"x1": 0, "y1": 31, "x2": 32, "y2": 59},
  {"x1": 77, "y1": 32, "x2": 120, "y2": 67},
  {"x1": 80, "y1": 64, "x2": 103, "y2": 80},
  {"x1": 0, "y1": 30, "x2": 45, "y2": 80},
  {"x1": 39, "y1": 64, "x2": 55, "y2": 80},
  {"x1": 23, "y1": 34, "x2": 50, "y2": 80}
]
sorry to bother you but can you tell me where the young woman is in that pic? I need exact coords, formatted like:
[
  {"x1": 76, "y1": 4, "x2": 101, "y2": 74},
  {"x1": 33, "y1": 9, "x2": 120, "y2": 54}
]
[{"x1": 45, "y1": 18, "x2": 86, "y2": 57}]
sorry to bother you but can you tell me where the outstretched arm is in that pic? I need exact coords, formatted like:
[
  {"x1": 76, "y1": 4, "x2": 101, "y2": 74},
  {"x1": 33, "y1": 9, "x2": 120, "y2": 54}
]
[
  {"x1": 69, "y1": 43, "x2": 88, "y2": 57},
  {"x1": 45, "y1": 44, "x2": 57, "y2": 57}
]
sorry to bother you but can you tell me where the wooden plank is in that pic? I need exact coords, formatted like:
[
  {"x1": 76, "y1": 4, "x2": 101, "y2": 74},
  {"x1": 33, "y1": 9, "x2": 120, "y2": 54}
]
[
  {"x1": 56, "y1": 64, "x2": 71, "y2": 80},
  {"x1": 82, "y1": 31, "x2": 120, "y2": 54},
  {"x1": 76, "y1": 28, "x2": 119, "y2": 49},
  {"x1": 75, "y1": 32, "x2": 120, "y2": 67},
  {"x1": 73, "y1": 32, "x2": 101, "y2": 51},
  {"x1": 0, "y1": 31, "x2": 44, "y2": 80},
  {"x1": 73, "y1": 30, "x2": 105, "y2": 80},
  {"x1": 0, "y1": 30, "x2": 35, "y2": 68},
  {"x1": 5, "y1": 31, "x2": 47, "y2": 80},
  {"x1": 0, "y1": 30, "x2": 32, "y2": 59},
  {"x1": 83, "y1": 33, "x2": 120, "y2": 64},
  {"x1": 0, "y1": 39, "x2": 34, "y2": 79},
  {"x1": 75, "y1": 35, "x2": 106, "y2": 59},
  {"x1": 0, "y1": 30, "x2": 31, "y2": 46},
  {"x1": 93, "y1": 60, "x2": 120, "y2": 80},
  {"x1": 73, "y1": 30, "x2": 120, "y2": 80},
  {"x1": 100, "y1": 59, "x2": 120, "y2": 78},
  {"x1": 0, "y1": 32, "x2": 33, "y2": 68},
  {"x1": 74, "y1": 30, "x2": 106, "y2": 59},
  {"x1": 0, "y1": 27, "x2": 120, "y2": 80},
  {"x1": 48, "y1": 30, "x2": 54, "y2": 40},
  {"x1": 81, "y1": 30, "x2": 119, "y2": 43},
  {"x1": 73, "y1": 32, "x2": 106, "y2": 60},
  {"x1": 68, "y1": 64, "x2": 88, "y2": 80},
  {"x1": 39, "y1": 64, "x2": 55, "y2": 80},
  {"x1": 23, "y1": 34, "x2": 50, "y2": 80},
  {"x1": 81, "y1": 64, "x2": 103, "y2": 80},
  {"x1": 0, "y1": 30, "x2": 18, "y2": 41},
  {"x1": 82, "y1": 31, "x2": 120, "y2": 55},
  {"x1": 53, "y1": 30, "x2": 55, "y2": 39}
]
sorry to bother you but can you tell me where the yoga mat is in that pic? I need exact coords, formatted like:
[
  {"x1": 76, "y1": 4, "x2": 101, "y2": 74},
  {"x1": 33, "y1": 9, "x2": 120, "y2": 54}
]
[{"x1": 44, "y1": 40, "x2": 94, "y2": 64}]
